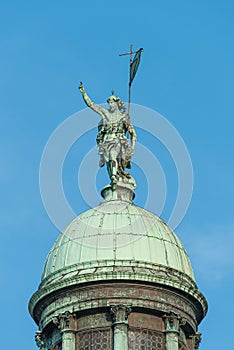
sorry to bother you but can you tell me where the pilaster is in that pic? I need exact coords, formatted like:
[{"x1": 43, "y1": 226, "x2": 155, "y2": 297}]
[
  {"x1": 111, "y1": 305, "x2": 131, "y2": 350},
  {"x1": 53, "y1": 311, "x2": 77, "y2": 350},
  {"x1": 164, "y1": 312, "x2": 185, "y2": 350}
]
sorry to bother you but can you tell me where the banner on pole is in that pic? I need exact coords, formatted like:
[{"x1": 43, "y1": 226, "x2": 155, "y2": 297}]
[{"x1": 129, "y1": 48, "x2": 143, "y2": 86}]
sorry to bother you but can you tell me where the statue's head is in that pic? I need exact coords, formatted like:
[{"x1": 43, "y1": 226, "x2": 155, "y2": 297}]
[{"x1": 107, "y1": 95, "x2": 126, "y2": 113}]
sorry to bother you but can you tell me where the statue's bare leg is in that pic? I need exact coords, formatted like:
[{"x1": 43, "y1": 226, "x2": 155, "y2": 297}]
[
  {"x1": 111, "y1": 160, "x2": 118, "y2": 190},
  {"x1": 109, "y1": 146, "x2": 120, "y2": 191},
  {"x1": 106, "y1": 161, "x2": 117, "y2": 190}
]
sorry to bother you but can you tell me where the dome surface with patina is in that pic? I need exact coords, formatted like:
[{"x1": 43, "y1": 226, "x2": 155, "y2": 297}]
[{"x1": 41, "y1": 200, "x2": 195, "y2": 288}]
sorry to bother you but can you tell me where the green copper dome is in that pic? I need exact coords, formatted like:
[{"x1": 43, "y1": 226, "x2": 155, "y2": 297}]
[{"x1": 40, "y1": 200, "x2": 195, "y2": 289}]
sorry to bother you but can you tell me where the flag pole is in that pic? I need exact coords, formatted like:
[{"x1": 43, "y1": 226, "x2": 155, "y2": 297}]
[{"x1": 128, "y1": 44, "x2": 133, "y2": 116}]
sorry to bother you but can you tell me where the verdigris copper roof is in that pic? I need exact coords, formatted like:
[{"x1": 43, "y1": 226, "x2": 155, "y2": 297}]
[{"x1": 41, "y1": 200, "x2": 195, "y2": 289}]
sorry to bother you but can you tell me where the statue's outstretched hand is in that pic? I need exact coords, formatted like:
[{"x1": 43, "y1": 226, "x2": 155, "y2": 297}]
[
  {"x1": 78, "y1": 82, "x2": 93, "y2": 108},
  {"x1": 79, "y1": 82, "x2": 85, "y2": 93}
]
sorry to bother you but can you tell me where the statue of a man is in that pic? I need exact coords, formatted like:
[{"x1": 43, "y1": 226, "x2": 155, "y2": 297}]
[{"x1": 79, "y1": 82, "x2": 136, "y2": 190}]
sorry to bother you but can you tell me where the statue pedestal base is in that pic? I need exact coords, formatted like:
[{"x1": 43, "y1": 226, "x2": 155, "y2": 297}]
[{"x1": 101, "y1": 178, "x2": 136, "y2": 203}]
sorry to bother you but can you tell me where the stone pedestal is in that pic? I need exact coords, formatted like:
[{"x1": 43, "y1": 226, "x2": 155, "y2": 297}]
[{"x1": 101, "y1": 179, "x2": 136, "y2": 202}]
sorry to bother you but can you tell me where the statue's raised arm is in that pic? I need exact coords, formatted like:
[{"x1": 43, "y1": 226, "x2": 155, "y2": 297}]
[{"x1": 79, "y1": 82, "x2": 107, "y2": 120}]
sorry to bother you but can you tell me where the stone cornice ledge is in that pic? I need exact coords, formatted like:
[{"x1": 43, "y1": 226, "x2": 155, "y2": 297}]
[{"x1": 29, "y1": 261, "x2": 208, "y2": 322}]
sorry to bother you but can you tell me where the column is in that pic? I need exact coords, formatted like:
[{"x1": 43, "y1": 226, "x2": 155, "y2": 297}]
[
  {"x1": 163, "y1": 312, "x2": 182, "y2": 350},
  {"x1": 111, "y1": 305, "x2": 131, "y2": 350},
  {"x1": 53, "y1": 311, "x2": 77, "y2": 350}
]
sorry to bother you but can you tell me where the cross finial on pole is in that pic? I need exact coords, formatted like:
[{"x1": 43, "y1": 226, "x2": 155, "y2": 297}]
[{"x1": 119, "y1": 44, "x2": 136, "y2": 60}]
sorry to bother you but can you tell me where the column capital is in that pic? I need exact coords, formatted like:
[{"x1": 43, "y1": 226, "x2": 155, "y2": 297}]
[
  {"x1": 35, "y1": 330, "x2": 46, "y2": 349},
  {"x1": 110, "y1": 304, "x2": 132, "y2": 325},
  {"x1": 163, "y1": 312, "x2": 185, "y2": 334},
  {"x1": 52, "y1": 311, "x2": 77, "y2": 332},
  {"x1": 190, "y1": 332, "x2": 202, "y2": 349}
]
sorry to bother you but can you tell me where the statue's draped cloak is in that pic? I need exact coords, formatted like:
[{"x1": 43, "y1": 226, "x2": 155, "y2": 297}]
[{"x1": 97, "y1": 114, "x2": 133, "y2": 169}]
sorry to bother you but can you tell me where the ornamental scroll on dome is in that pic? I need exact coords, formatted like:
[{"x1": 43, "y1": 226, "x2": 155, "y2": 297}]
[{"x1": 79, "y1": 83, "x2": 136, "y2": 191}]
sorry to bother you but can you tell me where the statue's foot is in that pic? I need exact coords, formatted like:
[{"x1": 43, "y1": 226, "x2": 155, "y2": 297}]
[{"x1": 118, "y1": 170, "x2": 131, "y2": 179}]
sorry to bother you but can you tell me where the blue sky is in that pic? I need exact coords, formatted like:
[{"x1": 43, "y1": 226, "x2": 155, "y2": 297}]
[{"x1": 1, "y1": 1, "x2": 234, "y2": 349}]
